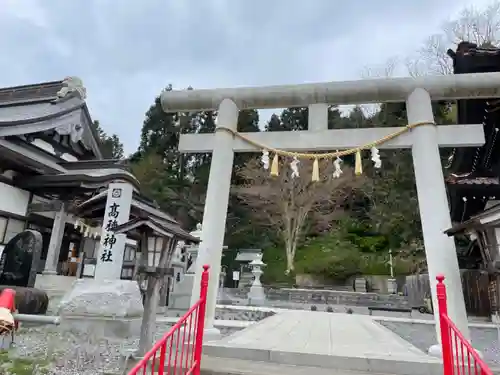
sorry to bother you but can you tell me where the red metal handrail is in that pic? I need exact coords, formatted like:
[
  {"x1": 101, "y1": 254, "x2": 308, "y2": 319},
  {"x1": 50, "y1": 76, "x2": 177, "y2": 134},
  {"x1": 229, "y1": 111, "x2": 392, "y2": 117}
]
[
  {"x1": 437, "y1": 274, "x2": 493, "y2": 375},
  {"x1": 128, "y1": 265, "x2": 210, "y2": 375}
]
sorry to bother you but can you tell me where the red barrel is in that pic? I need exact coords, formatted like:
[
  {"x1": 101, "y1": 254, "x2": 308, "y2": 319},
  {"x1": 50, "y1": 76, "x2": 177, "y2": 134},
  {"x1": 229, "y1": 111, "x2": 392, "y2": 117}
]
[
  {"x1": 0, "y1": 289, "x2": 15, "y2": 333},
  {"x1": 0, "y1": 289, "x2": 16, "y2": 312}
]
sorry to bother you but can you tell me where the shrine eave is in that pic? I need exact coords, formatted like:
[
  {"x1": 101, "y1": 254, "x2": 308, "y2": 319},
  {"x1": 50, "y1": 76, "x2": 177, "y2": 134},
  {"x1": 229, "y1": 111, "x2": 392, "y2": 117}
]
[
  {"x1": 446, "y1": 175, "x2": 500, "y2": 185},
  {"x1": 113, "y1": 217, "x2": 200, "y2": 243},
  {"x1": 445, "y1": 219, "x2": 484, "y2": 236},
  {"x1": 58, "y1": 159, "x2": 129, "y2": 171},
  {"x1": 0, "y1": 137, "x2": 65, "y2": 174},
  {"x1": 14, "y1": 169, "x2": 139, "y2": 192},
  {"x1": 75, "y1": 190, "x2": 179, "y2": 225},
  {"x1": 445, "y1": 203, "x2": 500, "y2": 236},
  {"x1": 446, "y1": 182, "x2": 500, "y2": 195},
  {"x1": 161, "y1": 72, "x2": 500, "y2": 112}
]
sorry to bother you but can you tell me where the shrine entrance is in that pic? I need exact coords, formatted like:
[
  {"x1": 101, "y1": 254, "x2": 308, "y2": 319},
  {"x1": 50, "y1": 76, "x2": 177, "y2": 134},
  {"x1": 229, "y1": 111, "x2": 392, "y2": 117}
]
[{"x1": 159, "y1": 73, "x2": 500, "y2": 348}]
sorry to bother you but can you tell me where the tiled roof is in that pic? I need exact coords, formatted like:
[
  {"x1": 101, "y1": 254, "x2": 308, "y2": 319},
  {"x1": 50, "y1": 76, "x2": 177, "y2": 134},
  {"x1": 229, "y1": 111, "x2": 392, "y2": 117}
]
[
  {"x1": 0, "y1": 81, "x2": 63, "y2": 105},
  {"x1": 113, "y1": 216, "x2": 199, "y2": 243}
]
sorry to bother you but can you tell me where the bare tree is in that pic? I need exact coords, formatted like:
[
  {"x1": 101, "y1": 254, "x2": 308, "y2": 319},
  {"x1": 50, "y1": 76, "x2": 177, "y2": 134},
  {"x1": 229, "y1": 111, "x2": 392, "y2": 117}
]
[
  {"x1": 359, "y1": 57, "x2": 401, "y2": 117},
  {"x1": 234, "y1": 157, "x2": 363, "y2": 274},
  {"x1": 406, "y1": 34, "x2": 453, "y2": 76},
  {"x1": 407, "y1": 1, "x2": 500, "y2": 76},
  {"x1": 361, "y1": 56, "x2": 400, "y2": 79}
]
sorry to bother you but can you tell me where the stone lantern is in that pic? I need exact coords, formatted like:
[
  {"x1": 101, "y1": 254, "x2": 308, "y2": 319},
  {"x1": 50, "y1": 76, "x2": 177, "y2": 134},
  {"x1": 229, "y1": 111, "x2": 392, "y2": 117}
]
[
  {"x1": 167, "y1": 223, "x2": 203, "y2": 316},
  {"x1": 248, "y1": 254, "x2": 266, "y2": 305},
  {"x1": 185, "y1": 223, "x2": 202, "y2": 273}
]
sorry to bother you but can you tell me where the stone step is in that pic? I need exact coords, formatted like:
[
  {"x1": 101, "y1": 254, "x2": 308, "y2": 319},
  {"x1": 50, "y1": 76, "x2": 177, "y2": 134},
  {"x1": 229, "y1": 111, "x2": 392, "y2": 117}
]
[
  {"x1": 116, "y1": 355, "x2": 500, "y2": 375},
  {"x1": 200, "y1": 356, "x2": 396, "y2": 375},
  {"x1": 203, "y1": 344, "x2": 442, "y2": 375},
  {"x1": 108, "y1": 355, "x2": 392, "y2": 375}
]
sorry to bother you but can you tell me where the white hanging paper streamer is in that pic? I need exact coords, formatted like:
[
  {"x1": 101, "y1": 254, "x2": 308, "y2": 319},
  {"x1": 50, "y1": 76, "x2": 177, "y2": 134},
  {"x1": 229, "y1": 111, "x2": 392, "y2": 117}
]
[
  {"x1": 74, "y1": 219, "x2": 80, "y2": 230},
  {"x1": 371, "y1": 147, "x2": 382, "y2": 168},
  {"x1": 261, "y1": 150, "x2": 270, "y2": 170},
  {"x1": 333, "y1": 155, "x2": 343, "y2": 178},
  {"x1": 290, "y1": 157, "x2": 300, "y2": 178}
]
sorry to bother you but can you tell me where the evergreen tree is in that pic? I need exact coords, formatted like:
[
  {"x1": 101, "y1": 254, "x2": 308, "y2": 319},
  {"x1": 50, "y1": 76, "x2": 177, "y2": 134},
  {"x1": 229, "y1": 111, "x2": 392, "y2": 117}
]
[
  {"x1": 233, "y1": 109, "x2": 260, "y2": 182},
  {"x1": 131, "y1": 86, "x2": 216, "y2": 228},
  {"x1": 280, "y1": 108, "x2": 308, "y2": 130},
  {"x1": 265, "y1": 114, "x2": 282, "y2": 131},
  {"x1": 91, "y1": 120, "x2": 124, "y2": 159},
  {"x1": 226, "y1": 109, "x2": 264, "y2": 251}
]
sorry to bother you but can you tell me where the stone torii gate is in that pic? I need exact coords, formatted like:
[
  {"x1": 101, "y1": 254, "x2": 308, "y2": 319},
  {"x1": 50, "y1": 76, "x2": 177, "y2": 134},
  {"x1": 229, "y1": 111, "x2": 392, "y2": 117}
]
[{"x1": 160, "y1": 72, "x2": 500, "y2": 349}]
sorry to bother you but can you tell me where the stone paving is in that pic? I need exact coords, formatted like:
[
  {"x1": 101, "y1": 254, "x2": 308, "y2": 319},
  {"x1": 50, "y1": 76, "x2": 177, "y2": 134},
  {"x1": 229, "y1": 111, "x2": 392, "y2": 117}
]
[{"x1": 204, "y1": 310, "x2": 442, "y2": 375}]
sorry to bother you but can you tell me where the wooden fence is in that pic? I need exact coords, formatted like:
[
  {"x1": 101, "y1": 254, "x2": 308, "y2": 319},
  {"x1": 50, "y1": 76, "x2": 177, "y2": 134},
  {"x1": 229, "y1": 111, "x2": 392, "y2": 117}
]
[{"x1": 406, "y1": 270, "x2": 491, "y2": 317}]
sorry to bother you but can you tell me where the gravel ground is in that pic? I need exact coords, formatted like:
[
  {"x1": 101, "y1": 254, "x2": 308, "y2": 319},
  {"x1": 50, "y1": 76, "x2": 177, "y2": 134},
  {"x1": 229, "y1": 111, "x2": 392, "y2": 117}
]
[
  {"x1": 6, "y1": 325, "x2": 138, "y2": 374},
  {"x1": 379, "y1": 321, "x2": 500, "y2": 365}
]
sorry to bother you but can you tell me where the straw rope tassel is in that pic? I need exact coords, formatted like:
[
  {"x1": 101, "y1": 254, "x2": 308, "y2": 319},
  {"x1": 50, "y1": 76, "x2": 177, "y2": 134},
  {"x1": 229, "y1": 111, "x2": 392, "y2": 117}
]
[
  {"x1": 213, "y1": 121, "x2": 434, "y2": 179},
  {"x1": 270, "y1": 154, "x2": 279, "y2": 176},
  {"x1": 355, "y1": 149, "x2": 363, "y2": 175},
  {"x1": 312, "y1": 158, "x2": 320, "y2": 182},
  {"x1": 215, "y1": 121, "x2": 432, "y2": 161}
]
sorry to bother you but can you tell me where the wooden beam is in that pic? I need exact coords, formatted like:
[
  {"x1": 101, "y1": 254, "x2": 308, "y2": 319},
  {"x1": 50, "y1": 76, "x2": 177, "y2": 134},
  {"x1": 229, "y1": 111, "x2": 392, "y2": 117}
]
[
  {"x1": 178, "y1": 124, "x2": 485, "y2": 153},
  {"x1": 27, "y1": 200, "x2": 63, "y2": 214}
]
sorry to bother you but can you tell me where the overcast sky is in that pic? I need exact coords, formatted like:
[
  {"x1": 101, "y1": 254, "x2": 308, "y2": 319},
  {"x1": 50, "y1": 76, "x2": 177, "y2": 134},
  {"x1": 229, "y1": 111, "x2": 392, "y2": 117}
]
[{"x1": 0, "y1": 0, "x2": 493, "y2": 154}]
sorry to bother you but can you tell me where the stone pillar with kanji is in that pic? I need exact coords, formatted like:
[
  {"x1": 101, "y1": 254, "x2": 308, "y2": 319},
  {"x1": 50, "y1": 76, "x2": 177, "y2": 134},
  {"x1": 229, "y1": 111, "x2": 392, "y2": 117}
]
[{"x1": 94, "y1": 182, "x2": 134, "y2": 281}]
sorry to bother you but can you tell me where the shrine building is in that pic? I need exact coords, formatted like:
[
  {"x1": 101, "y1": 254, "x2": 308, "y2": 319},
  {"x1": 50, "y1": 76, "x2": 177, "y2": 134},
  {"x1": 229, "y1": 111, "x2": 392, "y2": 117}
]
[{"x1": 0, "y1": 77, "x2": 196, "y2": 296}]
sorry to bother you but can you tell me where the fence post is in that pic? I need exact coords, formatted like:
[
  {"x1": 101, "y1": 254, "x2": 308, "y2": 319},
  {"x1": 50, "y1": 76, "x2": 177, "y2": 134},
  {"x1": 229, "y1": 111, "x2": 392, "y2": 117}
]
[
  {"x1": 193, "y1": 265, "x2": 209, "y2": 375},
  {"x1": 437, "y1": 275, "x2": 453, "y2": 375}
]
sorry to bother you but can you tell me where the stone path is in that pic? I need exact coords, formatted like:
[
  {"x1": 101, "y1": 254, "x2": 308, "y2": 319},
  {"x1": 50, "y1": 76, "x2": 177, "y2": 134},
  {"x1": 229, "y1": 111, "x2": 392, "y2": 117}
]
[{"x1": 203, "y1": 310, "x2": 442, "y2": 375}]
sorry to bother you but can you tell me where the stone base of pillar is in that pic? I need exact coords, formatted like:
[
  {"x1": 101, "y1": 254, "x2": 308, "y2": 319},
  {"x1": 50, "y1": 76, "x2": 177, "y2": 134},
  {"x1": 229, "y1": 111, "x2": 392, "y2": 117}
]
[
  {"x1": 41, "y1": 270, "x2": 58, "y2": 276},
  {"x1": 35, "y1": 274, "x2": 76, "y2": 294},
  {"x1": 491, "y1": 313, "x2": 500, "y2": 323},
  {"x1": 387, "y1": 278, "x2": 397, "y2": 294},
  {"x1": 168, "y1": 273, "x2": 196, "y2": 313},
  {"x1": 428, "y1": 343, "x2": 442, "y2": 357},
  {"x1": 248, "y1": 286, "x2": 266, "y2": 306},
  {"x1": 58, "y1": 278, "x2": 143, "y2": 340},
  {"x1": 203, "y1": 326, "x2": 222, "y2": 342},
  {"x1": 428, "y1": 343, "x2": 483, "y2": 359}
]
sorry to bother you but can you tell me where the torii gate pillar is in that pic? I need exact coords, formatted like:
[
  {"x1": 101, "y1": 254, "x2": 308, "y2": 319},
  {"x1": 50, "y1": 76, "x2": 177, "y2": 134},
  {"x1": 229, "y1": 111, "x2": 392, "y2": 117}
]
[
  {"x1": 192, "y1": 99, "x2": 238, "y2": 339},
  {"x1": 407, "y1": 89, "x2": 469, "y2": 354}
]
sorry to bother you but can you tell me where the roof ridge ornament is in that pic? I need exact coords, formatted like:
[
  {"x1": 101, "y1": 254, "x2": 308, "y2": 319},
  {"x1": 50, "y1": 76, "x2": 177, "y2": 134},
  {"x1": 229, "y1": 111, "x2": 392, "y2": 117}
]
[{"x1": 54, "y1": 76, "x2": 87, "y2": 102}]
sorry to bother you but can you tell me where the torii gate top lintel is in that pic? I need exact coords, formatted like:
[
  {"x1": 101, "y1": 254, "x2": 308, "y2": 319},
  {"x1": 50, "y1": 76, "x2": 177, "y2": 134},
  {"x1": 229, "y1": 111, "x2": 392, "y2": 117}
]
[{"x1": 160, "y1": 72, "x2": 500, "y2": 112}]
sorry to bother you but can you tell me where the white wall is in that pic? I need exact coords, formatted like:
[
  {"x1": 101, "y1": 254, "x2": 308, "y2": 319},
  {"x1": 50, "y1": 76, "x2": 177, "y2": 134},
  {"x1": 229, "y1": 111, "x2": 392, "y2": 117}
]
[{"x1": 0, "y1": 182, "x2": 29, "y2": 216}]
